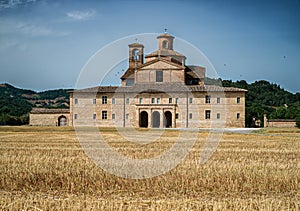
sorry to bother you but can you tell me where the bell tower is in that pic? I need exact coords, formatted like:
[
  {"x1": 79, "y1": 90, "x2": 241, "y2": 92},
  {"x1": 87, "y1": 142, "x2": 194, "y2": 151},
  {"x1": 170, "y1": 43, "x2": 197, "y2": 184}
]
[
  {"x1": 128, "y1": 42, "x2": 144, "y2": 68},
  {"x1": 157, "y1": 29, "x2": 174, "y2": 50}
]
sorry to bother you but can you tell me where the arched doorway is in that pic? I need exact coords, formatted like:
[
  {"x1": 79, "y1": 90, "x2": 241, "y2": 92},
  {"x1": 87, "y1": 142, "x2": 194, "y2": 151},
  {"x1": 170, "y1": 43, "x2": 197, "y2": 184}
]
[
  {"x1": 139, "y1": 111, "x2": 148, "y2": 128},
  {"x1": 58, "y1": 115, "x2": 67, "y2": 126},
  {"x1": 152, "y1": 111, "x2": 160, "y2": 128},
  {"x1": 164, "y1": 111, "x2": 172, "y2": 128}
]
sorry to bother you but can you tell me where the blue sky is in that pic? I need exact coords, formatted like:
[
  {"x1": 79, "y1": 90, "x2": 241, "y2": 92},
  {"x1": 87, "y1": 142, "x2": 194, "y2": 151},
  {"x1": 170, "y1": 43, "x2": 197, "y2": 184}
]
[{"x1": 0, "y1": 0, "x2": 299, "y2": 93}]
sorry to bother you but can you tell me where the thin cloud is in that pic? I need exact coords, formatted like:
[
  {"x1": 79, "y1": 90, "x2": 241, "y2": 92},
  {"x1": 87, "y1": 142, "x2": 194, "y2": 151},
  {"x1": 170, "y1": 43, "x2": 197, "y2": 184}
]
[
  {"x1": 0, "y1": 0, "x2": 39, "y2": 10},
  {"x1": 0, "y1": 20, "x2": 71, "y2": 37},
  {"x1": 66, "y1": 9, "x2": 95, "y2": 21}
]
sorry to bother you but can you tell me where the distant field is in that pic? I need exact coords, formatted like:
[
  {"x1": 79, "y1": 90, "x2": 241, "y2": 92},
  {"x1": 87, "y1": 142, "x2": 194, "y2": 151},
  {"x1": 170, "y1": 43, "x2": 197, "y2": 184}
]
[{"x1": 0, "y1": 126, "x2": 299, "y2": 210}]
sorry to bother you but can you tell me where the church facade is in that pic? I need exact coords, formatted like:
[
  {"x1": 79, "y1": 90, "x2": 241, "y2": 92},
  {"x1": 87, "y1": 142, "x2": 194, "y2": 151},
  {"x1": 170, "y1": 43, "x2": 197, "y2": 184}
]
[{"x1": 69, "y1": 33, "x2": 246, "y2": 128}]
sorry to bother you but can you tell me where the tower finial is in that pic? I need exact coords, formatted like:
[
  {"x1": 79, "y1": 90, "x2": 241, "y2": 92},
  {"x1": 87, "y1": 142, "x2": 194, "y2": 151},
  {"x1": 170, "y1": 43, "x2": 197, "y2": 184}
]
[
  {"x1": 134, "y1": 38, "x2": 138, "y2": 43},
  {"x1": 164, "y1": 28, "x2": 167, "y2": 34}
]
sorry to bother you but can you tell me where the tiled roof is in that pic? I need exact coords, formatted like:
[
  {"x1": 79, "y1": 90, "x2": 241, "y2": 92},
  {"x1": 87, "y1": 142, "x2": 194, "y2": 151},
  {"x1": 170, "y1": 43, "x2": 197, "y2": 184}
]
[
  {"x1": 145, "y1": 49, "x2": 186, "y2": 59},
  {"x1": 30, "y1": 108, "x2": 69, "y2": 114},
  {"x1": 71, "y1": 84, "x2": 247, "y2": 93}
]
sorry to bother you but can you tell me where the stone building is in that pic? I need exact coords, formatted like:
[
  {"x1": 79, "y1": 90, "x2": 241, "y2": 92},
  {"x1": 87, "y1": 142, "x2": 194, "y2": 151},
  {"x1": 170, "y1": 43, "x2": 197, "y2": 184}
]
[
  {"x1": 69, "y1": 33, "x2": 246, "y2": 128},
  {"x1": 29, "y1": 108, "x2": 70, "y2": 126}
]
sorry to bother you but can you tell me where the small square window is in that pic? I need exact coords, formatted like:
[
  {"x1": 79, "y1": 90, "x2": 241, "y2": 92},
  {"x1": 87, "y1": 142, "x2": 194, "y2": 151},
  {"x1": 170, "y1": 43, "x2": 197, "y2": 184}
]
[
  {"x1": 205, "y1": 110, "x2": 211, "y2": 119},
  {"x1": 93, "y1": 99, "x2": 96, "y2": 104},
  {"x1": 175, "y1": 98, "x2": 179, "y2": 104},
  {"x1": 151, "y1": 98, "x2": 155, "y2": 104},
  {"x1": 217, "y1": 113, "x2": 220, "y2": 119},
  {"x1": 175, "y1": 113, "x2": 179, "y2": 119},
  {"x1": 237, "y1": 97, "x2": 241, "y2": 104},
  {"x1": 169, "y1": 98, "x2": 172, "y2": 104},
  {"x1": 112, "y1": 114, "x2": 115, "y2": 119},
  {"x1": 139, "y1": 98, "x2": 143, "y2": 104},
  {"x1": 93, "y1": 113, "x2": 96, "y2": 120},
  {"x1": 156, "y1": 70, "x2": 163, "y2": 82},
  {"x1": 189, "y1": 113, "x2": 192, "y2": 119},
  {"x1": 74, "y1": 99, "x2": 78, "y2": 104},
  {"x1": 126, "y1": 98, "x2": 130, "y2": 104},
  {"x1": 126, "y1": 113, "x2": 129, "y2": 119},
  {"x1": 112, "y1": 98, "x2": 115, "y2": 104},
  {"x1": 102, "y1": 111, "x2": 107, "y2": 119},
  {"x1": 217, "y1": 97, "x2": 220, "y2": 104},
  {"x1": 205, "y1": 95, "x2": 211, "y2": 104},
  {"x1": 157, "y1": 98, "x2": 160, "y2": 104},
  {"x1": 189, "y1": 98, "x2": 193, "y2": 104},
  {"x1": 237, "y1": 113, "x2": 240, "y2": 119},
  {"x1": 102, "y1": 96, "x2": 107, "y2": 104},
  {"x1": 74, "y1": 114, "x2": 78, "y2": 119}
]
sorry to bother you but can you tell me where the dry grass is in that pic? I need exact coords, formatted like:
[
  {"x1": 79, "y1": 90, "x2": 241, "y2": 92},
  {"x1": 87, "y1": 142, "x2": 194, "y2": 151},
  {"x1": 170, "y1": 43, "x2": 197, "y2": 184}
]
[{"x1": 0, "y1": 126, "x2": 299, "y2": 210}]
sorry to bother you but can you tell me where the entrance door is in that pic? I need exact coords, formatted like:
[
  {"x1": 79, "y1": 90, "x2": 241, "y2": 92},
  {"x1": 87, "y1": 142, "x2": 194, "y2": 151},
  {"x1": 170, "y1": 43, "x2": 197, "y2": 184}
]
[
  {"x1": 164, "y1": 111, "x2": 172, "y2": 128},
  {"x1": 152, "y1": 111, "x2": 160, "y2": 128},
  {"x1": 58, "y1": 115, "x2": 67, "y2": 126},
  {"x1": 139, "y1": 111, "x2": 148, "y2": 128}
]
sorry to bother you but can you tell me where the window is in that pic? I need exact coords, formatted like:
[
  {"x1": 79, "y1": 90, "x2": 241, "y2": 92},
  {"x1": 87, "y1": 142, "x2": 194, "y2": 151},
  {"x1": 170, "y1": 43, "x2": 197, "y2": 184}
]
[
  {"x1": 112, "y1": 114, "x2": 115, "y2": 119},
  {"x1": 126, "y1": 78, "x2": 134, "y2": 86},
  {"x1": 217, "y1": 113, "x2": 220, "y2": 119},
  {"x1": 139, "y1": 98, "x2": 143, "y2": 104},
  {"x1": 102, "y1": 111, "x2": 107, "y2": 119},
  {"x1": 112, "y1": 98, "x2": 115, "y2": 104},
  {"x1": 74, "y1": 114, "x2": 78, "y2": 119},
  {"x1": 205, "y1": 95, "x2": 211, "y2": 104},
  {"x1": 102, "y1": 96, "x2": 107, "y2": 104},
  {"x1": 126, "y1": 114, "x2": 129, "y2": 120},
  {"x1": 157, "y1": 98, "x2": 160, "y2": 104},
  {"x1": 162, "y1": 40, "x2": 168, "y2": 49},
  {"x1": 189, "y1": 98, "x2": 193, "y2": 104},
  {"x1": 93, "y1": 99, "x2": 96, "y2": 104},
  {"x1": 93, "y1": 114, "x2": 96, "y2": 120},
  {"x1": 237, "y1": 113, "x2": 240, "y2": 119},
  {"x1": 237, "y1": 97, "x2": 241, "y2": 104},
  {"x1": 151, "y1": 98, "x2": 155, "y2": 104},
  {"x1": 74, "y1": 99, "x2": 78, "y2": 104},
  {"x1": 175, "y1": 113, "x2": 179, "y2": 119},
  {"x1": 126, "y1": 98, "x2": 130, "y2": 104},
  {"x1": 169, "y1": 98, "x2": 172, "y2": 104},
  {"x1": 133, "y1": 49, "x2": 139, "y2": 61},
  {"x1": 189, "y1": 113, "x2": 193, "y2": 119},
  {"x1": 217, "y1": 97, "x2": 220, "y2": 104},
  {"x1": 156, "y1": 70, "x2": 163, "y2": 82},
  {"x1": 205, "y1": 110, "x2": 211, "y2": 119},
  {"x1": 175, "y1": 98, "x2": 179, "y2": 104}
]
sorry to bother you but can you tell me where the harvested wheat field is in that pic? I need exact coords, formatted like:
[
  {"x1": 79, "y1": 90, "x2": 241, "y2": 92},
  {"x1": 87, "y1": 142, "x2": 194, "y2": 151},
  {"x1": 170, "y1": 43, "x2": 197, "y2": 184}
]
[{"x1": 0, "y1": 126, "x2": 299, "y2": 210}]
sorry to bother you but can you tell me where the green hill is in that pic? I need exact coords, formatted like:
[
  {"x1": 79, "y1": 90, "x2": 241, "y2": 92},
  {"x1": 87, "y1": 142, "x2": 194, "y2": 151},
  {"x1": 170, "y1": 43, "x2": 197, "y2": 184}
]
[{"x1": 0, "y1": 83, "x2": 70, "y2": 125}]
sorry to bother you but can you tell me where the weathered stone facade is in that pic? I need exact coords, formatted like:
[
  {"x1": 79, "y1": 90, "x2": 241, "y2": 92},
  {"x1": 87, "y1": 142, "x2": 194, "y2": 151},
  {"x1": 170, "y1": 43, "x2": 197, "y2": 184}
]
[
  {"x1": 70, "y1": 33, "x2": 246, "y2": 128},
  {"x1": 29, "y1": 108, "x2": 70, "y2": 126}
]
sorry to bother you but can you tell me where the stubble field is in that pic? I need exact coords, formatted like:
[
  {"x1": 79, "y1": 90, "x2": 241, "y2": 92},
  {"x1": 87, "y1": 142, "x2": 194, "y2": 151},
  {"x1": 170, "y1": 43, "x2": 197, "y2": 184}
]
[{"x1": 0, "y1": 126, "x2": 299, "y2": 210}]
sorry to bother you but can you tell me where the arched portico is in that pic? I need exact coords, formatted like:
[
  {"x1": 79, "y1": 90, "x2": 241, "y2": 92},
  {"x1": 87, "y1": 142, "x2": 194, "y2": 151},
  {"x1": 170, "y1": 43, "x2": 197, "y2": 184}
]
[
  {"x1": 164, "y1": 111, "x2": 172, "y2": 128},
  {"x1": 152, "y1": 111, "x2": 160, "y2": 128},
  {"x1": 139, "y1": 111, "x2": 148, "y2": 128}
]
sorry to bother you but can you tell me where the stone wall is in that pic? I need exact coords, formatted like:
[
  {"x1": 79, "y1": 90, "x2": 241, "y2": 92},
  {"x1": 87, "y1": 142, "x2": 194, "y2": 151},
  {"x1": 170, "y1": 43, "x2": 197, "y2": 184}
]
[
  {"x1": 30, "y1": 113, "x2": 70, "y2": 126},
  {"x1": 70, "y1": 91, "x2": 245, "y2": 128},
  {"x1": 267, "y1": 120, "x2": 296, "y2": 128}
]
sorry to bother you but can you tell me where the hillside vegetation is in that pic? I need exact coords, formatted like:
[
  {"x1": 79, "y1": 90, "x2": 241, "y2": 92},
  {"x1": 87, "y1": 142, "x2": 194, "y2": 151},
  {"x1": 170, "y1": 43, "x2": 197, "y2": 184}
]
[{"x1": 0, "y1": 83, "x2": 70, "y2": 125}]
